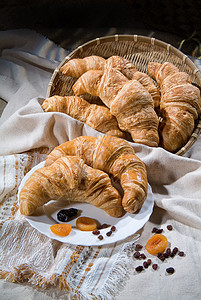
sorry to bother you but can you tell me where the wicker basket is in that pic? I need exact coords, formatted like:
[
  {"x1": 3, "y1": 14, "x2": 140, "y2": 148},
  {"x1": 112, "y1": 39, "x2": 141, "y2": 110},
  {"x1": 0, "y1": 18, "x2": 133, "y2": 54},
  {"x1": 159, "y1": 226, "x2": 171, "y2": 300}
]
[{"x1": 47, "y1": 34, "x2": 201, "y2": 156}]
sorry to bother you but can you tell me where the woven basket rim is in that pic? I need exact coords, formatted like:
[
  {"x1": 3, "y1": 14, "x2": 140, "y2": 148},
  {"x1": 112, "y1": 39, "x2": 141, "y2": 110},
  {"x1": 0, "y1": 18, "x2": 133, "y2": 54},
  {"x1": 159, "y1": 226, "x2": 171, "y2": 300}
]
[{"x1": 47, "y1": 34, "x2": 201, "y2": 156}]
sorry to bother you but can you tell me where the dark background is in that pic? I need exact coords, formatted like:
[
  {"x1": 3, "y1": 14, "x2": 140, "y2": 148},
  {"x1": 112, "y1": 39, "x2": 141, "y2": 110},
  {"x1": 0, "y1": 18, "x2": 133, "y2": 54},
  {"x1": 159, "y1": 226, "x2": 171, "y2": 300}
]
[{"x1": 0, "y1": 0, "x2": 200, "y2": 57}]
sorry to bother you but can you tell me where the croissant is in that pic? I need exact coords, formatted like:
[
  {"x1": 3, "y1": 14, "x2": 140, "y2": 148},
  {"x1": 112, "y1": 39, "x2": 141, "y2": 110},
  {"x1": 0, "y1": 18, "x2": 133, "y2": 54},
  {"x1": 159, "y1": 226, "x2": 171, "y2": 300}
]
[
  {"x1": 147, "y1": 61, "x2": 179, "y2": 87},
  {"x1": 148, "y1": 61, "x2": 201, "y2": 152},
  {"x1": 132, "y1": 71, "x2": 161, "y2": 109},
  {"x1": 105, "y1": 56, "x2": 137, "y2": 80},
  {"x1": 73, "y1": 67, "x2": 159, "y2": 147},
  {"x1": 19, "y1": 156, "x2": 123, "y2": 217},
  {"x1": 60, "y1": 55, "x2": 160, "y2": 111},
  {"x1": 42, "y1": 95, "x2": 125, "y2": 138},
  {"x1": 45, "y1": 135, "x2": 148, "y2": 214},
  {"x1": 106, "y1": 56, "x2": 161, "y2": 108},
  {"x1": 60, "y1": 55, "x2": 135, "y2": 79},
  {"x1": 60, "y1": 55, "x2": 106, "y2": 78}
]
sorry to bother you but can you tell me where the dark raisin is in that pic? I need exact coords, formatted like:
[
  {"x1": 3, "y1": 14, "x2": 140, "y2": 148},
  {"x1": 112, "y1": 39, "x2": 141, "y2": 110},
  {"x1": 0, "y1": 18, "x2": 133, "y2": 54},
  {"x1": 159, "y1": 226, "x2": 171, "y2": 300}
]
[
  {"x1": 167, "y1": 225, "x2": 173, "y2": 231},
  {"x1": 143, "y1": 261, "x2": 149, "y2": 269},
  {"x1": 139, "y1": 253, "x2": 146, "y2": 260},
  {"x1": 166, "y1": 248, "x2": 171, "y2": 256},
  {"x1": 172, "y1": 247, "x2": 178, "y2": 255},
  {"x1": 97, "y1": 224, "x2": 109, "y2": 230},
  {"x1": 159, "y1": 254, "x2": 166, "y2": 261},
  {"x1": 152, "y1": 264, "x2": 158, "y2": 270},
  {"x1": 135, "y1": 244, "x2": 143, "y2": 251},
  {"x1": 106, "y1": 231, "x2": 112, "y2": 237},
  {"x1": 98, "y1": 235, "x2": 104, "y2": 240},
  {"x1": 68, "y1": 208, "x2": 78, "y2": 217},
  {"x1": 163, "y1": 253, "x2": 169, "y2": 258},
  {"x1": 155, "y1": 228, "x2": 163, "y2": 234},
  {"x1": 178, "y1": 251, "x2": 185, "y2": 257},
  {"x1": 133, "y1": 251, "x2": 140, "y2": 259},
  {"x1": 147, "y1": 259, "x2": 152, "y2": 266},
  {"x1": 102, "y1": 223, "x2": 110, "y2": 229},
  {"x1": 157, "y1": 252, "x2": 163, "y2": 258},
  {"x1": 166, "y1": 267, "x2": 175, "y2": 274},
  {"x1": 57, "y1": 208, "x2": 78, "y2": 222},
  {"x1": 152, "y1": 227, "x2": 158, "y2": 233},
  {"x1": 111, "y1": 226, "x2": 116, "y2": 232},
  {"x1": 135, "y1": 266, "x2": 143, "y2": 272},
  {"x1": 57, "y1": 211, "x2": 68, "y2": 222},
  {"x1": 92, "y1": 230, "x2": 100, "y2": 235}
]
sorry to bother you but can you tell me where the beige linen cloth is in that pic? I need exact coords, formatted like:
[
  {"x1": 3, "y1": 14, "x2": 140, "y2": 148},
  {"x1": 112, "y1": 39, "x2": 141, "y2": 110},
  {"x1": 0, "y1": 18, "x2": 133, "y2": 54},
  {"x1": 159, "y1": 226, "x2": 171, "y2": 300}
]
[{"x1": 0, "y1": 30, "x2": 201, "y2": 300}]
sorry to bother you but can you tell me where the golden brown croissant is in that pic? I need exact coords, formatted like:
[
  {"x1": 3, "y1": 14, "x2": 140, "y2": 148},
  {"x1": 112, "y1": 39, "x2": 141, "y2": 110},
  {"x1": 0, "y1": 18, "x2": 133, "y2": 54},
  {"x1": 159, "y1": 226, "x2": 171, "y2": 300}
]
[
  {"x1": 73, "y1": 67, "x2": 159, "y2": 147},
  {"x1": 106, "y1": 56, "x2": 161, "y2": 109},
  {"x1": 45, "y1": 135, "x2": 148, "y2": 214},
  {"x1": 42, "y1": 95, "x2": 125, "y2": 138},
  {"x1": 148, "y1": 61, "x2": 201, "y2": 152},
  {"x1": 19, "y1": 156, "x2": 123, "y2": 217},
  {"x1": 105, "y1": 56, "x2": 137, "y2": 80},
  {"x1": 148, "y1": 62, "x2": 180, "y2": 87},
  {"x1": 60, "y1": 55, "x2": 160, "y2": 109},
  {"x1": 60, "y1": 55, "x2": 106, "y2": 77},
  {"x1": 60, "y1": 55, "x2": 135, "y2": 79},
  {"x1": 132, "y1": 71, "x2": 161, "y2": 109}
]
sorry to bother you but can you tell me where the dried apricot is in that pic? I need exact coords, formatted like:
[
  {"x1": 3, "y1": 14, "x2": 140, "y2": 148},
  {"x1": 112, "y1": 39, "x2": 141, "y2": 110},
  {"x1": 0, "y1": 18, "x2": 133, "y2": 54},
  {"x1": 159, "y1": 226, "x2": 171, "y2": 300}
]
[
  {"x1": 50, "y1": 223, "x2": 72, "y2": 236},
  {"x1": 76, "y1": 217, "x2": 97, "y2": 231},
  {"x1": 145, "y1": 234, "x2": 168, "y2": 255}
]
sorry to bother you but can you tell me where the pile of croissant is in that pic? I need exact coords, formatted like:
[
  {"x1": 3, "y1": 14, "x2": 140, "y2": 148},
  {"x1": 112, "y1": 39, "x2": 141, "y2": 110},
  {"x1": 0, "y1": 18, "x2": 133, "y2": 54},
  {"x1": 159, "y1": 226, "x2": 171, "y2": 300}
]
[
  {"x1": 42, "y1": 55, "x2": 201, "y2": 153},
  {"x1": 19, "y1": 135, "x2": 148, "y2": 218},
  {"x1": 19, "y1": 54, "x2": 201, "y2": 218}
]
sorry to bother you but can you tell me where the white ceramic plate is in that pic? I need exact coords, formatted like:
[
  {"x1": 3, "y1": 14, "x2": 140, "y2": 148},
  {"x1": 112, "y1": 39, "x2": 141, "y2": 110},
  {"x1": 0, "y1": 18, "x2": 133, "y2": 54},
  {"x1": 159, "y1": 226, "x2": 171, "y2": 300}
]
[{"x1": 18, "y1": 161, "x2": 154, "y2": 246}]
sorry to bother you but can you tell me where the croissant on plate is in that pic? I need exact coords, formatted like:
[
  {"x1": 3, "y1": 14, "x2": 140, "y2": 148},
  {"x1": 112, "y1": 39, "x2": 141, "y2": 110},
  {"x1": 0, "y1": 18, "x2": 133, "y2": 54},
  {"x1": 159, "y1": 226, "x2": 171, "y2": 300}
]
[
  {"x1": 19, "y1": 156, "x2": 123, "y2": 217},
  {"x1": 73, "y1": 67, "x2": 159, "y2": 147},
  {"x1": 42, "y1": 95, "x2": 125, "y2": 138},
  {"x1": 45, "y1": 135, "x2": 148, "y2": 213},
  {"x1": 148, "y1": 61, "x2": 201, "y2": 152}
]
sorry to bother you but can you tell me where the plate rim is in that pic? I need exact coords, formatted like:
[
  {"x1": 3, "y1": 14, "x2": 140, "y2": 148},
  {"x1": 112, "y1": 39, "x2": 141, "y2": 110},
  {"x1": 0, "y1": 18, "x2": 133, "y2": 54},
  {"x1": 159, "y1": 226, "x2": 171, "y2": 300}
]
[{"x1": 18, "y1": 160, "x2": 154, "y2": 246}]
